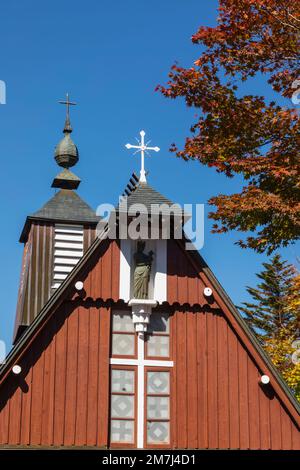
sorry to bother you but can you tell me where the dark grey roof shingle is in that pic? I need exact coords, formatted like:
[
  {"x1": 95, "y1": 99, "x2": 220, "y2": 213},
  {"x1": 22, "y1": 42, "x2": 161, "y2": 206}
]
[
  {"x1": 31, "y1": 189, "x2": 100, "y2": 223},
  {"x1": 118, "y1": 182, "x2": 185, "y2": 216}
]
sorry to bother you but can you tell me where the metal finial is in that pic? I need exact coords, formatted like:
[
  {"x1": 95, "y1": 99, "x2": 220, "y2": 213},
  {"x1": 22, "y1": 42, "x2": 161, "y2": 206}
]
[
  {"x1": 59, "y1": 93, "x2": 77, "y2": 133},
  {"x1": 55, "y1": 93, "x2": 79, "y2": 169}
]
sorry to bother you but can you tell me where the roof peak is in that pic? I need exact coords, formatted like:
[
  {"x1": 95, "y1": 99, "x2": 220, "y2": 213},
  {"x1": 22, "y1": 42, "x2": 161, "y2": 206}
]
[{"x1": 19, "y1": 188, "x2": 100, "y2": 242}]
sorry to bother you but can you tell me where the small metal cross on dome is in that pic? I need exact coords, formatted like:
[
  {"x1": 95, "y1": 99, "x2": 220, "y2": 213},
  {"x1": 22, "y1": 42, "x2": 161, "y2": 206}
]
[
  {"x1": 59, "y1": 93, "x2": 76, "y2": 130},
  {"x1": 125, "y1": 130, "x2": 160, "y2": 183}
]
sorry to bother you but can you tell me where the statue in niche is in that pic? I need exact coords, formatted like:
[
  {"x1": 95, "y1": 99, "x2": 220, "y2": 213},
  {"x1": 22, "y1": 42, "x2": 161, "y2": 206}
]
[{"x1": 133, "y1": 241, "x2": 154, "y2": 299}]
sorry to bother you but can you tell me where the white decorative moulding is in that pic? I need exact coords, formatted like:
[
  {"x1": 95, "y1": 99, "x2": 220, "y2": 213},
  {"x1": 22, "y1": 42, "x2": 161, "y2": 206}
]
[{"x1": 128, "y1": 299, "x2": 158, "y2": 333}]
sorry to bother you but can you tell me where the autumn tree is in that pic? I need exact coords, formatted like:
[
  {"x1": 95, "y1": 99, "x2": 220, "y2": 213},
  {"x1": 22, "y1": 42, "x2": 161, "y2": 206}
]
[
  {"x1": 264, "y1": 330, "x2": 300, "y2": 401},
  {"x1": 158, "y1": 0, "x2": 300, "y2": 254},
  {"x1": 285, "y1": 273, "x2": 300, "y2": 330},
  {"x1": 239, "y1": 254, "x2": 300, "y2": 399}
]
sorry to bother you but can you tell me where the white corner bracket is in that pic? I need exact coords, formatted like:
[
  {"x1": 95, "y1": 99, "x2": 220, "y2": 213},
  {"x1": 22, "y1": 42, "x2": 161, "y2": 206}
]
[{"x1": 128, "y1": 299, "x2": 158, "y2": 333}]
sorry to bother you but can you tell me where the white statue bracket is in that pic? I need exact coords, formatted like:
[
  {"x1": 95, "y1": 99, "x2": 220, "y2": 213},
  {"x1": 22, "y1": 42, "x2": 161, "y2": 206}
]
[{"x1": 128, "y1": 299, "x2": 158, "y2": 333}]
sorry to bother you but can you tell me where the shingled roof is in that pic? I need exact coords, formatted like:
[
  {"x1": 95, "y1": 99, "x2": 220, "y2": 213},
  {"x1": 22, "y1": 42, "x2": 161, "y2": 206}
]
[
  {"x1": 118, "y1": 181, "x2": 185, "y2": 217},
  {"x1": 20, "y1": 189, "x2": 100, "y2": 242}
]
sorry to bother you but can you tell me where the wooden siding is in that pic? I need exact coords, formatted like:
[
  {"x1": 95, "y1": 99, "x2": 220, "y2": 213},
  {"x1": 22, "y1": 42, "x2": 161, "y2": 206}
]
[
  {"x1": 1, "y1": 237, "x2": 298, "y2": 449},
  {"x1": 167, "y1": 239, "x2": 300, "y2": 449},
  {"x1": 0, "y1": 303, "x2": 111, "y2": 447},
  {"x1": 77, "y1": 238, "x2": 120, "y2": 302},
  {"x1": 171, "y1": 308, "x2": 300, "y2": 449},
  {"x1": 1, "y1": 305, "x2": 299, "y2": 449},
  {"x1": 14, "y1": 222, "x2": 98, "y2": 341},
  {"x1": 167, "y1": 239, "x2": 218, "y2": 307}
]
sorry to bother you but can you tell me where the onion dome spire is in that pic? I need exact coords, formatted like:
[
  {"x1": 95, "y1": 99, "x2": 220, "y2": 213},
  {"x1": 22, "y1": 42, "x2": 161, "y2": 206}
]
[
  {"x1": 54, "y1": 93, "x2": 79, "y2": 169},
  {"x1": 52, "y1": 94, "x2": 81, "y2": 190}
]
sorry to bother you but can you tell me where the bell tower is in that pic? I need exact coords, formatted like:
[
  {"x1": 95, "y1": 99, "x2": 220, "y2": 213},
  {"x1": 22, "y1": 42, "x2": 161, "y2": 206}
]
[{"x1": 13, "y1": 95, "x2": 100, "y2": 342}]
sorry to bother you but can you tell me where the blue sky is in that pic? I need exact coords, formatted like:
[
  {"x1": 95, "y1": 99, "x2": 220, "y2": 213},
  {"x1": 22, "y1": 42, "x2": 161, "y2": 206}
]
[{"x1": 0, "y1": 0, "x2": 298, "y2": 351}]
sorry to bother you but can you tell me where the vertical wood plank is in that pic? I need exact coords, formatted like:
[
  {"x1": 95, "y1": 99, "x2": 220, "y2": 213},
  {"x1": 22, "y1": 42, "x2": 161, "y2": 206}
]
[
  {"x1": 177, "y1": 256, "x2": 188, "y2": 306},
  {"x1": 248, "y1": 359, "x2": 260, "y2": 449},
  {"x1": 44, "y1": 224, "x2": 52, "y2": 302},
  {"x1": 111, "y1": 240, "x2": 120, "y2": 300},
  {"x1": 217, "y1": 315, "x2": 230, "y2": 449},
  {"x1": 186, "y1": 311, "x2": 198, "y2": 448},
  {"x1": 0, "y1": 391, "x2": 10, "y2": 444},
  {"x1": 8, "y1": 381, "x2": 22, "y2": 445},
  {"x1": 44, "y1": 315, "x2": 56, "y2": 446},
  {"x1": 30, "y1": 334, "x2": 45, "y2": 445},
  {"x1": 176, "y1": 310, "x2": 187, "y2": 448},
  {"x1": 227, "y1": 327, "x2": 240, "y2": 449},
  {"x1": 97, "y1": 306, "x2": 111, "y2": 447},
  {"x1": 292, "y1": 421, "x2": 300, "y2": 449},
  {"x1": 20, "y1": 353, "x2": 33, "y2": 445},
  {"x1": 197, "y1": 311, "x2": 208, "y2": 449},
  {"x1": 63, "y1": 306, "x2": 79, "y2": 446},
  {"x1": 167, "y1": 240, "x2": 177, "y2": 304},
  {"x1": 75, "y1": 306, "x2": 89, "y2": 446},
  {"x1": 270, "y1": 396, "x2": 282, "y2": 449},
  {"x1": 171, "y1": 310, "x2": 177, "y2": 448},
  {"x1": 258, "y1": 385, "x2": 271, "y2": 449},
  {"x1": 87, "y1": 306, "x2": 100, "y2": 445},
  {"x1": 280, "y1": 406, "x2": 292, "y2": 450},
  {"x1": 101, "y1": 241, "x2": 112, "y2": 300},
  {"x1": 41, "y1": 321, "x2": 53, "y2": 444},
  {"x1": 238, "y1": 343, "x2": 250, "y2": 449},
  {"x1": 207, "y1": 312, "x2": 218, "y2": 448},
  {"x1": 53, "y1": 308, "x2": 67, "y2": 446}
]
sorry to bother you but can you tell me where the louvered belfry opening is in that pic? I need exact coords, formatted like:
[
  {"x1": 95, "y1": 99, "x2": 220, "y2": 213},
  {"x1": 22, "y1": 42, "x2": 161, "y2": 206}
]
[{"x1": 52, "y1": 224, "x2": 84, "y2": 289}]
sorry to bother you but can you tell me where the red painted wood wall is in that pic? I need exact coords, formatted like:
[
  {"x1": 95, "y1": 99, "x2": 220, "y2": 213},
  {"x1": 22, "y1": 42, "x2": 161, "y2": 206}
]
[
  {"x1": 0, "y1": 238, "x2": 299, "y2": 448},
  {"x1": 171, "y1": 308, "x2": 300, "y2": 449}
]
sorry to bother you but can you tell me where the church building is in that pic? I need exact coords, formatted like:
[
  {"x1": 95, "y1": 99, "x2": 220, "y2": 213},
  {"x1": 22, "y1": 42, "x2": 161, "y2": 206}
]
[{"x1": 0, "y1": 98, "x2": 299, "y2": 449}]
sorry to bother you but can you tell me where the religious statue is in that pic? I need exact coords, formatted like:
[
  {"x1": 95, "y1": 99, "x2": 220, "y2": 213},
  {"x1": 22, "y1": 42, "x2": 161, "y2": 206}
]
[{"x1": 133, "y1": 241, "x2": 154, "y2": 299}]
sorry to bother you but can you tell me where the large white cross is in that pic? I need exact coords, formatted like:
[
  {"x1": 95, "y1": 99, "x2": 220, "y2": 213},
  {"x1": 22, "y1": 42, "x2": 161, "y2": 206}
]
[
  {"x1": 110, "y1": 332, "x2": 173, "y2": 449},
  {"x1": 125, "y1": 130, "x2": 160, "y2": 183}
]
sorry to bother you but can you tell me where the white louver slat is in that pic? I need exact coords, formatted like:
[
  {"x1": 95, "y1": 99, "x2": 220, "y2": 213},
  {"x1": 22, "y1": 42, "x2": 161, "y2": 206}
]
[{"x1": 52, "y1": 224, "x2": 84, "y2": 290}]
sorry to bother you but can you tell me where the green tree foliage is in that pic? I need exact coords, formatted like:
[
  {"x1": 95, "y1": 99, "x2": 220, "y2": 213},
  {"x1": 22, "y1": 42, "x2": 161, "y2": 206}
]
[
  {"x1": 240, "y1": 254, "x2": 300, "y2": 399},
  {"x1": 240, "y1": 254, "x2": 296, "y2": 340}
]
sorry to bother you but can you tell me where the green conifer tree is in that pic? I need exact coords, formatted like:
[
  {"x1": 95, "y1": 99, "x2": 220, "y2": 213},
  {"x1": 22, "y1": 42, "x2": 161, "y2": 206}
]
[
  {"x1": 240, "y1": 254, "x2": 296, "y2": 344},
  {"x1": 240, "y1": 255, "x2": 300, "y2": 400}
]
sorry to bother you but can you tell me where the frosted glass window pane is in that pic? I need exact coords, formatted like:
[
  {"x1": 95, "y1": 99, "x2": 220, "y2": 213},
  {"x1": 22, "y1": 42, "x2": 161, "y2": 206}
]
[
  {"x1": 147, "y1": 335, "x2": 169, "y2": 357},
  {"x1": 147, "y1": 371, "x2": 170, "y2": 395},
  {"x1": 113, "y1": 313, "x2": 134, "y2": 332},
  {"x1": 111, "y1": 420, "x2": 134, "y2": 443},
  {"x1": 111, "y1": 395, "x2": 134, "y2": 418},
  {"x1": 111, "y1": 370, "x2": 134, "y2": 393},
  {"x1": 147, "y1": 396, "x2": 169, "y2": 419},
  {"x1": 112, "y1": 334, "x2": 135, "y2": 356},
  {"x1": 149, "y1": 314, "x2": 169, "y2": 334},
  {"x1": 147, "y1": 421, "x2": 170, "y2": 444}
]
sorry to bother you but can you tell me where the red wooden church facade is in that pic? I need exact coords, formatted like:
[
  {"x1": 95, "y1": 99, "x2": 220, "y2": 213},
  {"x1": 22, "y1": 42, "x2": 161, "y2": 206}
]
[
  {"x1": 0, "y1": 109, "x2": 299, "y2": 449},
  {"x1": 0, "y1": 236, "x2": 299, "y2": 449}
]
